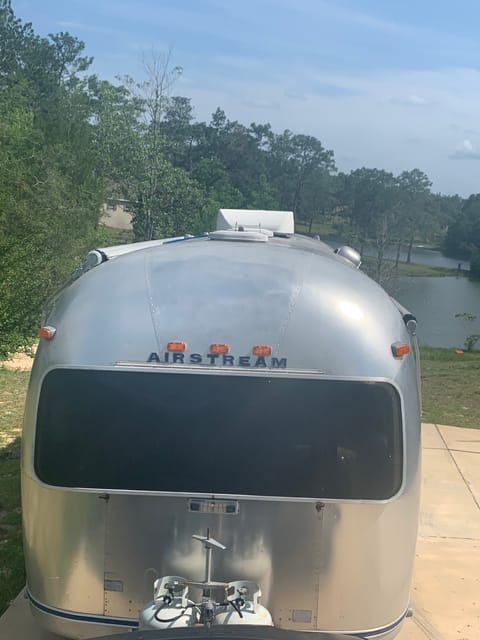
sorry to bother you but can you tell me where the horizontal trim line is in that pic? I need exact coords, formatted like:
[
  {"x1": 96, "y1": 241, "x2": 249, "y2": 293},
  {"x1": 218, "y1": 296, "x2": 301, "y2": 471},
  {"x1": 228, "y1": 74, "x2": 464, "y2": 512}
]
[
  {"x1": 27, "y1": 590, "x2": 139, "y2": 627},
  {"x1": 355, "y1": 607, "x2": 408, "y2": 638},
  {"x1": 27, "y1": 590, "x2": 407, "y2": 638}
]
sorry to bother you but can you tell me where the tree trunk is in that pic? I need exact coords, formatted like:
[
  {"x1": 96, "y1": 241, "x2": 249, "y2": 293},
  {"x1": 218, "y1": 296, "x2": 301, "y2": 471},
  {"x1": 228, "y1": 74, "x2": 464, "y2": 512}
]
[
  {"x1": 407, "y1": 232, "x2": 415, "y2": 263},
  {"x1": 376, "y1": 244, "x2": 384, "y2": 283},
  {"x1": 188, "y1": 138, "x2": 193, "y2": 171},
  {"x1": 395, "y1": 239, "x2": 402, "y2": 268},
  {"x1": 376, "y1": 216, "x2": 388, "y2": 283},
  {"x1": 292, "y1": 174, "x2": 306, "y2": 213},
  {"x1": 308, "y1": 217, "x2": 314, "y2": 234}
]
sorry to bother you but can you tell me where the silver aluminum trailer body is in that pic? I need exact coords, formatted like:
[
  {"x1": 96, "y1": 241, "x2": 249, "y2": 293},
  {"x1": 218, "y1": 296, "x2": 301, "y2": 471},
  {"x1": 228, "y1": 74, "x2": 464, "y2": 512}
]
[{"x1": 21, "y1": 232, "x2": 421, "y2": 640}]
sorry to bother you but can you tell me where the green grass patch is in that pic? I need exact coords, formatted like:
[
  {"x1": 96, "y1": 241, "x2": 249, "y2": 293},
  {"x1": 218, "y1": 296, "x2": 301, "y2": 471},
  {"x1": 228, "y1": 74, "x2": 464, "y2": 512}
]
[
  {"x1": 0, "y1": 368, "x2": 29, "y2": 615},
  {"x1": 420, "y1": 347, "x2": 480, "y2": 429},
  {"x1": 295, "y1": 220, "x2": 337, "y2": 237},
  {"x1": 361, "y1": 256, "x2": 464, "y2": 278}
]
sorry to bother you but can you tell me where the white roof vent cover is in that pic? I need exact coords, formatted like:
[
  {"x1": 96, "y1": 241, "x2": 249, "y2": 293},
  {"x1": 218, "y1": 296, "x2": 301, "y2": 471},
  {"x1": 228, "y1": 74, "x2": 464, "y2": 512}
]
[
  {"x1": 216, "y1": 209, "x2": 294, "y2": 235},
  {"x1": 209, "y1": 229, "x2": 268, "y2": 243}
]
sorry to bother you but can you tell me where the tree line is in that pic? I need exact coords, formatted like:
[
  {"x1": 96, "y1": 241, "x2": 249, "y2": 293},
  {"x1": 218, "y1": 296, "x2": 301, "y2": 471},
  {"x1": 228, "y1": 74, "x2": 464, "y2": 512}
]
[{"x1": 1, "y1": 0, "x2": 479, "y2": 356}]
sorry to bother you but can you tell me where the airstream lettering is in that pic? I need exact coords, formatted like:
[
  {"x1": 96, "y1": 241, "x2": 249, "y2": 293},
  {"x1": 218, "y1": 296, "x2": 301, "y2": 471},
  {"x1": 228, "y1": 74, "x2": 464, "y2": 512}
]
[
  {"x1": 22, "y1": 209, "x2": 421, "y2": 640},
  {"x1": 146, "y1": 352, "x2": 288, "y2": 367}
]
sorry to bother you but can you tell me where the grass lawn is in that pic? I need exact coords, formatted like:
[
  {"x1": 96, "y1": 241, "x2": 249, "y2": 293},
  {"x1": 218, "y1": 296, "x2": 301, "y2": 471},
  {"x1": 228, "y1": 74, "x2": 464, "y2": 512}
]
[
  {"x1": 420, "y1": 347, "x2": 480, "y2": 429},
  {"x1": 0, "y1": 348, "x2": 479, "y2": 615},
  {"x1": 0, "y1": 368, "x2": 29, "y2": 616},
  {"x1": 361, "y1": 256, "x2": 465, "y2": 278},
  {"x1": 295, "y1": 220, "x2": 337, "y2": 237}
]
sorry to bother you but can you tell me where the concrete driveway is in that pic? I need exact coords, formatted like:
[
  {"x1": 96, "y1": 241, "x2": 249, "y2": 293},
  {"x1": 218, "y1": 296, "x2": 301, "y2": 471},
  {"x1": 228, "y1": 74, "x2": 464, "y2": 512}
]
[
  {"x1": 398, "y1": 424, "x2": 480, "y2": 640},
  {"x1": 1, "y1": 423, "x2": 479, "y2": 640}
]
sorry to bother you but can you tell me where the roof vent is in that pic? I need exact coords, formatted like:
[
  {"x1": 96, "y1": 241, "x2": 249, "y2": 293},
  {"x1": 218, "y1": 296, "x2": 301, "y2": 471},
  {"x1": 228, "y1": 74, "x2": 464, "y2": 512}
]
[
  {"x1": 334, "y1": 246, "x2": 362, "y2": 268},
  {"x1": 209, "y1": 229, "x2": 268, "y2": 243},
  {"x1": 216, "y1": 209, "x2": 294, "y2": 235}
]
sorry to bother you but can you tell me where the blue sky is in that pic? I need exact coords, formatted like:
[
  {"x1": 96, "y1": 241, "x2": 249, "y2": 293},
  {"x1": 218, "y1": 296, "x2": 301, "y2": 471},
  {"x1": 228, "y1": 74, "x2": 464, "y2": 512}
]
[{"x1": 13, "y1": 0, "x2": 480, "y2": 195}]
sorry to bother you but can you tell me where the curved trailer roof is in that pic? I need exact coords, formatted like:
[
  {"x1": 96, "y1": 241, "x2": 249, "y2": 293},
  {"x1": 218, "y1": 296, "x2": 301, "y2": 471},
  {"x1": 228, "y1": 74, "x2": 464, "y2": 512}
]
[{"x1": 40, "y1": 229, "x2": 415, "y2": 382}]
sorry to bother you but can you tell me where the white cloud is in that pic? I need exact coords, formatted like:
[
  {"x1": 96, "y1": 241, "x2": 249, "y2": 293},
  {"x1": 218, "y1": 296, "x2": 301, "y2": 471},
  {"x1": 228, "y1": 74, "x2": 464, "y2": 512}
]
[
  {"x1": 389, "y1": 94, "x2": 430, "y2": 106},
  {"x1": 247, "y1": 0, "x2": 421, "y2": 38},
  {"x1": 408, "y1": 95, "x2": 428, "y2": 105},
  {"x1": 449, "y1": 138, "x2": 480, "y2": 160}
]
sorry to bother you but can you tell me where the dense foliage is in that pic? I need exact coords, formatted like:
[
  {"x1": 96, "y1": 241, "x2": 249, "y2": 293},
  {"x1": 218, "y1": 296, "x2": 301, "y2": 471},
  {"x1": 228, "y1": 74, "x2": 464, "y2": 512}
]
[
  {"x1": 1, "y1": 1, "x2": 479, "y2": 357},
  {"x1": 0, "y1": 1, "x2": 102, "y2": 357},
  {"x1": 443, "y1": 195, "x2": 480, "y2": 276}
]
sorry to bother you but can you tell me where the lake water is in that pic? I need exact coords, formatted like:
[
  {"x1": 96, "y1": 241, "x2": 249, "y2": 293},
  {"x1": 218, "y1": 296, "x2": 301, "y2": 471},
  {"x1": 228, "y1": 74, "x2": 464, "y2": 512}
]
[
  {"x1": 326, "y1": 238, "x2": 478, "y2": 347},
  {"x1": 384, "y1": 276, "x2": 480, "y2": 349},
  {"x1": 366, "y1": 245, "x2": 468, "y2": 270},
  {"x1": 328, "y1": 237, "x2": 469, "y2": 270}
]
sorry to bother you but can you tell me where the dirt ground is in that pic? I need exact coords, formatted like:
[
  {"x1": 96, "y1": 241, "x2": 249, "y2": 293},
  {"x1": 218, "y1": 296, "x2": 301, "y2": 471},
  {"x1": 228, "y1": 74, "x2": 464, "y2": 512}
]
[{"x1": 1, "y1": 352, "x2": 35, "y2": 371}]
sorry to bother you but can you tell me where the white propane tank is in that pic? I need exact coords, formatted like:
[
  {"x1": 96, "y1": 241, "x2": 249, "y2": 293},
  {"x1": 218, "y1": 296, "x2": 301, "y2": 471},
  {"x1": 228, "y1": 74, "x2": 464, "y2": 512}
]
[
  {"x1": 139, "y1": 576, "x2": 198, "y2": 630},
  {"x1": 214, "y1": 580, "x2": 273, "y2": 626},
  {"x1": 139, "y1": 534, "x2": 273, "y2": 630}
]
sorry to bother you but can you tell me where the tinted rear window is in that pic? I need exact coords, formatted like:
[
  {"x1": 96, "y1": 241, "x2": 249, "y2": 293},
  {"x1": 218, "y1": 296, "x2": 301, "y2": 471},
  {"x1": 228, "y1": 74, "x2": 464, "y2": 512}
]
[{"x1": 35, "y1": 369, "x2": 403, "y2": 499}]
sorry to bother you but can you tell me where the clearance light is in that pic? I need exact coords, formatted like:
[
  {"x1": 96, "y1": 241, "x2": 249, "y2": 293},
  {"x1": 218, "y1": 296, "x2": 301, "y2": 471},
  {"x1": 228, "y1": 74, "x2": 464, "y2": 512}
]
[
  {"x1": 209, "y1": 343, "x2": 230, "y2": 354},
  {"x1": 167, "y1": 341, "x2": 187, "y2": 352},
  {"x1": 391, "y1": 343, "x2": 410, "y2": 358},
  {"x1": 38, "y1": 326, "x2": 56, "y2": 340},
  {"x1": 252, "y1": 345, "x2": 272, "y2": 356}
]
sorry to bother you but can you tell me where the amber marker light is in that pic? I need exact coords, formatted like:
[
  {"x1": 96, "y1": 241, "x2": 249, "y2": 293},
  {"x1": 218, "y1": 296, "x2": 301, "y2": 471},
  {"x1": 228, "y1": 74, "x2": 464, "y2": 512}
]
[
  {"x1": 167, "y1": 341, "x2": 187, "y2": 352},
  {"x1": 209, "y1": 343, "x2": 230, "y2": 354},
  {"x1": 38, "y1": 326, "x2": 56, "y2": 340},
  {"x1": 391, "y1": 343, "x2": 410, "y2": 358},
  {"x1": 252, "y1": 345, "x2": 272, "y2": 356}
]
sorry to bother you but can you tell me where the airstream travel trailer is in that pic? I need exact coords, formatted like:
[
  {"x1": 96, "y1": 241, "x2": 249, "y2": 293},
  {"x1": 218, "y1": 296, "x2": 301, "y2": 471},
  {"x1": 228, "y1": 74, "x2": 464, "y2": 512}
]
[{"x1": 21, "y1": 209, "x2": 421, "y2": 640}]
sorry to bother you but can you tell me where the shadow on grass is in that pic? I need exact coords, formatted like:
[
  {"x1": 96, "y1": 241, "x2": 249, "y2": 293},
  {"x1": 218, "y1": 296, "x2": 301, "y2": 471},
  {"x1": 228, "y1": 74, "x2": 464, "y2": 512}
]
[
  {"x1": 0, "y1": 435, "x2": 21, "y2": 460},
  {"x1": 0, "y1": 436, "x2": 25, "y2": 616}
]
